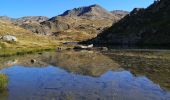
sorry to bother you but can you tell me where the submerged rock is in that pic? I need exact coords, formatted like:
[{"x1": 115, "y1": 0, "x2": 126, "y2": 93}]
[{"x1": 31, "y1": 59, "x2": 36, "y2": 63}]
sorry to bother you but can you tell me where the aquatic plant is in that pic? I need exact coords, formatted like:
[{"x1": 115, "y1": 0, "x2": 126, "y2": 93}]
[{"x1": 0, "y1": 74, "x2": 8, "y2": 92}]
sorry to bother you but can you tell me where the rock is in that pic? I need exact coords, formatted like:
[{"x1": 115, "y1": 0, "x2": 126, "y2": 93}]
[
  {"x1": 6, "y1": 60, "x2": 18, "y2": 66},
  {"x1": 31, "y1": 59, "x2": 36, "y2": 63},
  {"x1": 38, "y1": 52, "x2": 42, "y2": 55},
  {"x1": 1, "y1": 35, "x2": 17, "y2": 42},
  {"x1": 101, "y1": 47, "x2": 108, "y2": 51},
  {"x1": 130, "y1": 8, "x2": 145, "y2": 15},
  {"x1": 41, "y1": 20, "x2": 70, "y2": 32},
  {"x1": 74, "y1": 44, "x2": 93, "y2": 50}
]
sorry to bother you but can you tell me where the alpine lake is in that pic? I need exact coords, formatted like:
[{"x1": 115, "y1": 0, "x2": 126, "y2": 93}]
[{"x1": 0, "y1": 48, "x2": 170, "y2": 100}]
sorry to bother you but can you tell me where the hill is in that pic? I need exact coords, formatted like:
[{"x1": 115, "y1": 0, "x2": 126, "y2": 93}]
[
  {"x1": 11, "y1": 4, "x2": 125, "y2": 42},
  {"x1": 0, "y1": 20, "x2": 59, "y2": 56},
  {"x1": 85, "y1": 0, "x2": 170, "y2": 45}
]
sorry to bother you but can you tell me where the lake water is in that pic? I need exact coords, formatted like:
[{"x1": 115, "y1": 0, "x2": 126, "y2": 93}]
[{"x1": 0, "y1": 50, "x2": 170, "y2": 100}]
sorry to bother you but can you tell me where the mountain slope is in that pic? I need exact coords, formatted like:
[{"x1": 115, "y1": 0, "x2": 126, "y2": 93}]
[
  {"x1": 0, "y1": 20, "x2": 59, "y2": 56},
  {"x1": 1, "y1": 4, "x2": 127, "y2": 42},
  {"x1": 16, "y1": 4, "x2": 123, "y2": 41},
  {"x1": 14, "y1": 16, "x2": 48, "y2": 25},
  {"x1": 110, "y1": 10, "x2": 129, "y2": 18},
  {"x1": 0, "y1": 16, "x2": 15, "y2": 22},
  {"x1": 86, "y1": 0, "x2": 170, "y2": 45}
]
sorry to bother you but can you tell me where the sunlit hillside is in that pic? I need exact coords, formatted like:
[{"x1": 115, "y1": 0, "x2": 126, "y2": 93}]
[{"x1": 0, "y1": 20, "x2": 59, "y2": 56}]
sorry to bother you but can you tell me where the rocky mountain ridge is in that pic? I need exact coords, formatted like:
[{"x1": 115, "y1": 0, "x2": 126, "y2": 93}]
[
  {"x1": 0, "y1": 4, "x2": 127, "y2": 41},
  {"x1": 85, "y1": 0, "x2": 170, "y2": 45},
  {"x1": 59, "y1": 4, "x2": 118, "y2": 20},
  {"x1": 110, "y1": 10, "x2": 129, "y2": 18},
  {"x1": 14, "y1": 16, "x2": 49, "y2": 25}
]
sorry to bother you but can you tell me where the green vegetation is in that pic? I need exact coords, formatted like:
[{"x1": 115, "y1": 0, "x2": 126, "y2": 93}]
[
  {"x1": 0, "y1": 74, "x2": 8, "y2": 92},
  {"x1": 0, "y1": 46, "x2": 56, "y2": 57}
]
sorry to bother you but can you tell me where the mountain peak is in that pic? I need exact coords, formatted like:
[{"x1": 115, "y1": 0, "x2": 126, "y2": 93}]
[
  {"x1": 0, "y1": 16, "x2": 16, "y2": 22},
  {"x1": 89, "y1": 4, "x2": 101, "y2": 7},
  {"x1": 59, "y1": 4, "x2": 116, "y2": 19}
]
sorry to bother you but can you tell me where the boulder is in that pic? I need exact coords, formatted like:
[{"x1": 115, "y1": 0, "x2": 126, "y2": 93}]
[
  {"x1": 74, "y1": 44, "x2": 93, "y2": 50},
  {"x1": 1, "y1": 35, "x2": 17, "y2": 42},
  {"x1": 31, "y1": 59, "x2": 36, "y2": 63}
]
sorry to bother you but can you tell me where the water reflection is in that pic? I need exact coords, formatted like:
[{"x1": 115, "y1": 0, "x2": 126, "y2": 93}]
[
  {"x1": 0, "y1": 91, "x2": 8, "y2": 100},
  {"x1": 103, "y1": 50, "x2": 170, "y2": 90},
  {"x1": 1, "y1": 66, "x2": 170, "y2": 100},
  {"x1": 0, "y1": 50, "x2": 170, "y2": 100},
  {"x1": 0, "y1": 50, "x2": 121, "y2": 77},
  {"x1": 41, "y1": 50, "x2": 120, "y2": 77}
]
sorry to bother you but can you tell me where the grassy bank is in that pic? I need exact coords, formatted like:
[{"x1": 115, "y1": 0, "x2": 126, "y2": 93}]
[
  {"x1": 0, "y1": 74, "x2": 8, "y2": 92},
  {"x1": 0, "y1": 46, "x2": 57, "y2": 57}
]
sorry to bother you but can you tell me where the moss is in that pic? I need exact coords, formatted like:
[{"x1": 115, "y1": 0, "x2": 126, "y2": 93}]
[{"x1": 0, "y1": 74, "x2": 8, "y2": 92}]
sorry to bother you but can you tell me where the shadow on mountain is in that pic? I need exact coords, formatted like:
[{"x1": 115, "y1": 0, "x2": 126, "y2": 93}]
[{"x1": 82, "y1": 0, "x2": 170, "y2": 46}]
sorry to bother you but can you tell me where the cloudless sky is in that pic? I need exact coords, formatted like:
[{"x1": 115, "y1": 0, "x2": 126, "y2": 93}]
[{"x1": 0, "y1": 0, "x2": 154, "y2": 18}]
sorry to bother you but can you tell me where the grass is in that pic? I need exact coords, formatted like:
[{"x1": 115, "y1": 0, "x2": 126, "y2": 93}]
[
  {"x1": 0, "y1": 47, "x2": 56, "y2": 57},
  {"x1": 0, "y1": 74, "x2": 8, "y2": 92},
  {"x1": 0, "y1": 20, "x2": 64, "y2": 56}
]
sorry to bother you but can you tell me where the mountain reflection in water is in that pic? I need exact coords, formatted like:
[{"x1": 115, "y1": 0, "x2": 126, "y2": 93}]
[
  {"x1": 1, "y1": 66, "x2": 170, "y2": 100},
  {"x1": 0, "y1": 50, "x2": 170, "y2": 100}
]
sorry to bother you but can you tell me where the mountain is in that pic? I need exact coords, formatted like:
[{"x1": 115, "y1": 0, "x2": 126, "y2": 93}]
[
  {"x1": 14, "y1": 16, "x2": 48, "y2": 25},
  {"x1": 85, "y1": 0, "x2": 170, "y2": 45},
  {"x1": 110, "y1": 10, "x2": 129, "y2": 18},
  {"x1": 0, "y1": 16, "x2": 16, "y2": 22},
  {"x1": 59, "y1": 4, "x2": 118, "y2": 20},
  {"x1": 15, "y1": 4, "x2": 124, "y2": 41},
  {"x1": 0, "y1": 4, "x2": 127, "y2": 42},
  {"x1": 0, "y1": 16, "x2": 48, "y2": 24}
]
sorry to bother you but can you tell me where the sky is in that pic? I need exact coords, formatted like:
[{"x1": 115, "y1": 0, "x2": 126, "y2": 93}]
[{"x1": 0, "y1": 0, "x2": 154, "y2": 18}]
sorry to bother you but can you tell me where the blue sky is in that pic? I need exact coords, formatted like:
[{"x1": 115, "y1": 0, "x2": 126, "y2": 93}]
[{"x1": 0, "y1": 0, "x2": 154, "y2": 18}]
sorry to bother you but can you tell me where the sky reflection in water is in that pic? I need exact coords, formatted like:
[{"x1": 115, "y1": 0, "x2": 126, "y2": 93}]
[{"x1": 0, "y1": 65, "x2": 170, "y2": 100}]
